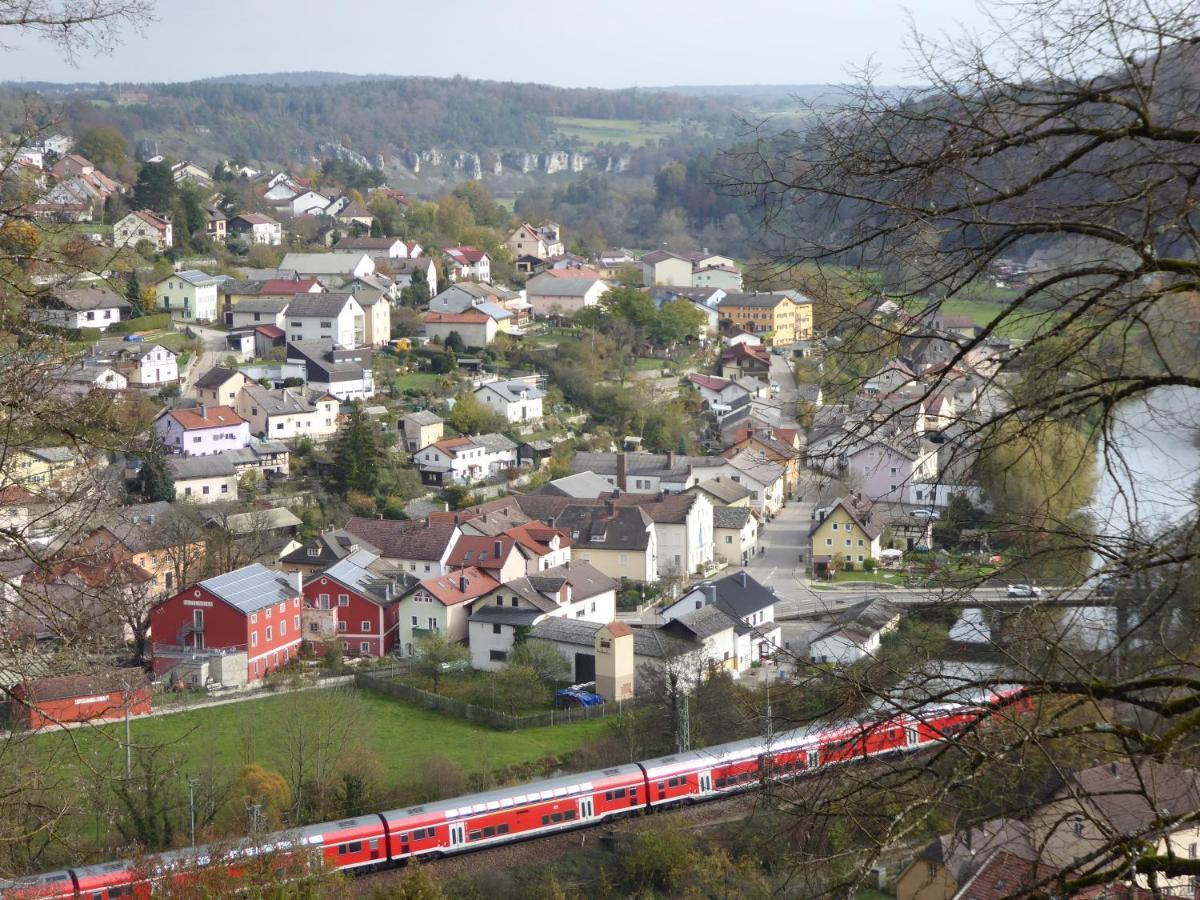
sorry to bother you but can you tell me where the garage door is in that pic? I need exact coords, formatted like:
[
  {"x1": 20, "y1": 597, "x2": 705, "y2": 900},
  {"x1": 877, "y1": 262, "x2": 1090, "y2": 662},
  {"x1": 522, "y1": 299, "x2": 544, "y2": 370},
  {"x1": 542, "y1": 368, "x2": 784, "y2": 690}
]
[{"x1": 574, "y1": 652, "x2": 595, "y2": 683}]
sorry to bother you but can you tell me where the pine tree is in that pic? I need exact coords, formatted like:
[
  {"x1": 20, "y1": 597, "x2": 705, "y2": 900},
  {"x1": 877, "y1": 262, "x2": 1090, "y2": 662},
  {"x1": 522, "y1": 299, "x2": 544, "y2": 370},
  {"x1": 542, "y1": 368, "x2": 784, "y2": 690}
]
[
  {"x1": 140, "y1": 445, "x2": 175, "y2": 502},
  {"x1": 331, "y1": 401, "x2": 381, "y2": 496},
  {"x1": 125, "y1": 271, "x2": 143, "y2": 318}
]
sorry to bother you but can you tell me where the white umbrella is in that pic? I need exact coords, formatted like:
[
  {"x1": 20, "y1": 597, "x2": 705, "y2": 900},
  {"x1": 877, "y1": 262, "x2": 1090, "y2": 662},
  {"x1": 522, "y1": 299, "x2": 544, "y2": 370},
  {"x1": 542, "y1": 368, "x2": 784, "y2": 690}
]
[{"x1": 879, "y1": 548, "x2": 904, "y2": 559}]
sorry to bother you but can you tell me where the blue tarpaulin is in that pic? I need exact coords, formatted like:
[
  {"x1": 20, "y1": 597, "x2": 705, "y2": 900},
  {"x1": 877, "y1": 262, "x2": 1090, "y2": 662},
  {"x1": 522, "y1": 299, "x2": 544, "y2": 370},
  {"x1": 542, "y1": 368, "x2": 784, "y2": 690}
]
[{"x1": 555, "y1": 688, "x2": 603, "y2": 708}]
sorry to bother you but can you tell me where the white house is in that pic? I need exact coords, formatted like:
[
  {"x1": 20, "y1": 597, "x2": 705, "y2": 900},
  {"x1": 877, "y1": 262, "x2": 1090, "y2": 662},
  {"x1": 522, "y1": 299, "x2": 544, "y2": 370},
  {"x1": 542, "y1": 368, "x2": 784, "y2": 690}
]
[
  {"x1": 287, "y1": 190, "x2": 332, "y2": 217},
  {"x1": 414, "y1": 434, "x2": 518, "y2": 485},
  {"x1": 422, "y1": 310, "x2": 497, "y2": 347},
  {"x1": 395, "y1": 567, "x2": 499, "y2": 657},
  {"x1": 712, "y1": 505, "x2": 758, "y2": 566},
  {"x1": 659, "y1": 571, "x2": 780, "y2": 670},
  {"x1": 235, "y1": 384, "x2": 340, "y2": 441},
  {"x1": 153, "y1": 405, "x2": 251, "y2": 457},
  {"x1": 640, "y1": 250, "x2": 693, "y2": 287},
  {"x1": 108, "y1": 342, "x2": 178, "y2": 387},
  {"x1": 283, "y1": 293, "x2": 365, "y2": 348},
  {"x1": 525, "y1": 273, "x2": 607, "y2": 317},
  {"x1": 167, "y1": 454, "x2": 238, "y2": 505},
  {"x1": 468, "y1": 561, "x2": 617, "y2": 671},
  {"x1": 113, "y1": 210, "x2": 172, "y2": 251},
  {"x1": 474, "y1": 379, "x2": 545, "y2": 424},
  {"x1": 279, "y1": 252, "x2": 375, "y2": 283},
  {"x1": 807, "y1": 598, "x2": 901, "y2": 665},
  {"x1": 333, "y1": 236, "x2": 407, "y2": 259},
  {"x1": 701, "y1": 452, "x2": 786, "y2": 515},
  {"x1": 156, "y1": 270, "x2": 220, "y2": 322},
  {"x1": 228, "y1": 213, "x2": 283, "y2": 246},
  {"x1": 846, "y1": 438, "x2": 940, "y2": 504},
  {"x1": 442, "y1": 247, "x2": 491, "y2": 282},
  {"x1": 286, "y1": 340, "x2": 376, "y2": 401},
  {"x1": 229, "y1": 298, "x2": 290, "y2": 331},
  {"x1": 31, "y1": 286, "x2": 130, "y2": 332}
]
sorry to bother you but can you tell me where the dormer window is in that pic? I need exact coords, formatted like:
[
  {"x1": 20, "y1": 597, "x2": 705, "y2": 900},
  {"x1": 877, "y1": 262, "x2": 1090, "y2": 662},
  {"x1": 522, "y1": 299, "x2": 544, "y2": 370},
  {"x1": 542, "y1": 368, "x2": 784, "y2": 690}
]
[{"x1": 307, "y1": 548, "x2": 320, "y2": 558}]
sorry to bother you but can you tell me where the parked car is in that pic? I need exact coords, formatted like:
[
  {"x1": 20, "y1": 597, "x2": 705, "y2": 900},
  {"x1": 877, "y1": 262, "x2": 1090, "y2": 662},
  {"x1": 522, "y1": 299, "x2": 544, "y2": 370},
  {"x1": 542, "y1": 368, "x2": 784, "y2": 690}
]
[
  {"x1": 770, "y1": 382, "x2": 781, "y2": 394},
  {"x1": 123, "y1": 333, "x2": 145, "y2": 342},
  {"x1": 912, "y1": 508, "x2": 940, "y2": 520},
  {"x1": 1006, "y1": 584, "x2": 1043, "y2": 598}
]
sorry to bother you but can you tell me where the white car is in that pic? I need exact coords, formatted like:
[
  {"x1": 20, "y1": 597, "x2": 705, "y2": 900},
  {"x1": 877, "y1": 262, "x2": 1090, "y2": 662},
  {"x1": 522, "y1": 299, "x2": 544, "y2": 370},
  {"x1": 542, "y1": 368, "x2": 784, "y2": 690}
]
[
  {"x1": 770, "y1": 382, "x2": 781, "y2": 394},
  {"x1": 911, "y1": 508, "x2": 940, "y2": 520},
  {"x1": 1006, "y1": 584, "x2": 1043, "y2": 598}
]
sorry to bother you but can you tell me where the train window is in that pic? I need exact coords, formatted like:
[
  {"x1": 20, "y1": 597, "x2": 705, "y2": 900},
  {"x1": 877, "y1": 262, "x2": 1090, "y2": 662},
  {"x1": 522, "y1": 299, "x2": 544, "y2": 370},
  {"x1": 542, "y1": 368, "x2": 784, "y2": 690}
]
[
  {"x1": 564, "y1": 810, "x2": 576, "y2": 821},
  {"x1": 483, "y1": 827, "x2": 496, "y2": 838},
  {"x1": 498, "y1": 824, "x2": 510, "y2": 834},
  {"x1": 542, "y1": 816, "x2": 550, "y2": 826},
  {"x1": 348, "y1": 841, "x2": 362, "y2": 854},
  {"x1": 470, "y1": 831, "x2": 481, "y2": 841},
  {"x1": 369, "y1": 839, "x2": 379, "y2": 851},
  {"x1": 551, "y1": 812, "x2": 564, "y2": 823},
  {"x1": 337, "y1": 844, "x2": 347, "y2": 855},
  {"x1": 716, "y1": 777, "x2": 726, "y2": 788},
  {"x1": 604, "y1": 790, "x2": 613, "y2": 800},
  {"x1": 667, "y1": 777, "x2": 677, "y2": 787},
  {"x1": 613, "y1": 788, "x2": 626, "y2": 798}
]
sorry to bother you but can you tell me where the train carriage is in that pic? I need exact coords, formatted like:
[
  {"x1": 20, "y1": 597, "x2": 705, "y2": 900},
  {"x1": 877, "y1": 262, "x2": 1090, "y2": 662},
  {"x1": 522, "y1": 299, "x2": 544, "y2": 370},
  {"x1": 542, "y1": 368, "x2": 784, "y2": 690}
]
[
  {"x1": 67, "y1": 861, "x2": 145, "y2": 900},
  {"x1": 298, "y1": 814, "x2": 389, "y2": 872},
  {"x1": 0, "y1": 870, "x2": 77, "y2": 900},
  {"x1": 382, "y1": 764, "x2": 646, "y2": 859}
]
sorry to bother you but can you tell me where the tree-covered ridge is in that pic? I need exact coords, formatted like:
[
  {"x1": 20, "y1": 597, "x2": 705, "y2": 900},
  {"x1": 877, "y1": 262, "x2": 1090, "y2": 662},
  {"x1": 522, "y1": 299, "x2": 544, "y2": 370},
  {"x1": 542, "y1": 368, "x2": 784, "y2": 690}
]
[{"x1": 0, "y1": 75, "x2": 739, "y2": 163}]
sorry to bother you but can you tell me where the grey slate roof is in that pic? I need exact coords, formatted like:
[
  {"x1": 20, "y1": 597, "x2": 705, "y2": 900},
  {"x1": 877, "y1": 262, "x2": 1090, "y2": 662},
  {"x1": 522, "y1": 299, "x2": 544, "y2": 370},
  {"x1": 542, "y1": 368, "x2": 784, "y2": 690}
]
[
  {"x1": 241, "y1": 384, "x2": 330, "y2": 415},
  {"x1": 692, "y1": 478, "x2": 752, "y2": 504},
  {"x1": 45, "y1": 286, "x2": 131, "y2": 311},
  {"x1": 283, "y1": 292, "x2": 356, "y2": 318},
  {"x1": 235, "y1": 297, "x2": 292, "y2": 314},
  {"x1": 526, "y1": 618, "x2": 698, "y2": 659},
  {"x1": 469, "y1": 605, "x2": 541, "y2": 626},
  {"x1": 167, "y1": 455, "x2": 236, "y2": 479},
  {"x1": 200, "y1": 563, "x2": 297, "y2": 613},
  {"x1": 471, "y1": 433, "x2": 517, "y2": 453},
  {"x1": 476, "y1": 379, "x2": 545, "y2": 403},
  {"x1": 194, "y1": 366, "x2": 245, "y2": 390},
  {"x1": 668, "y1": 604, "x2": 736, "y2": 640},
  {"x1": 280, "y1": 528, "x2": 379, "y2": 567},
  {"x1": 554, "y1": 505, "x2": 651, "y2": 551},
  {"x1": 403, "y1": 410, "x2": 443, "y2": 427},
  {"x1": 313, "y1": 548, "x2": 397, "y2": 604},
  {"x1": 214, "y1": 507, "x2": 302, "y2": 534},
  {"x1": 680, "y1": 571, "x2": 776, "y2": 623},
  {"x1": 526, "y1": 274, "x2": 604, "y2": 297},
  {"x1": 712, "y1": 506, "x2": 752, "y2": 530}
]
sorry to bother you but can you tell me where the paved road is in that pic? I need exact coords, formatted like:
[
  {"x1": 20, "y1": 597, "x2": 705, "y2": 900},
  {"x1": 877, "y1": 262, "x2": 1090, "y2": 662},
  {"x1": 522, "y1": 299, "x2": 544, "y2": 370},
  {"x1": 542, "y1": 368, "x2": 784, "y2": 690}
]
[{"x1": 176, "y1": 322, "x2": 229, "y2": 395}]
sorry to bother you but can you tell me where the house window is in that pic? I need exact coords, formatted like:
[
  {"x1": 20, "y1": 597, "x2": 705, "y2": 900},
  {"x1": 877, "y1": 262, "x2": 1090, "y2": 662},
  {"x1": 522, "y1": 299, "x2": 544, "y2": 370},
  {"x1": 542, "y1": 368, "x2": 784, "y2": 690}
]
[
  {"x1": 266, "y1": 608, "x2": 272, "y2": 618},
  {"x1": 294, "y1": 615, "x2": 299, "y2": 630},
  {"x1": 492, "y1": 624, "x2": 502, "y2": 635},
  {"x1": 427, "y1": 618, "x2": 437, "y2": 631},
  {"x1": 725, "y1": 535, "x2": 733, "y2": 544},
  {"x1": 265, "y1": 626, "x2": 272, "y2": 641},
  {"x1": 858, "y1": 539, "x2": 864, "y2": 547},
  {"x1": 360, "y1": 642, "x2": 370, "y2": 653},
  {"x1": 831, "y1": 523, "x2": 838, "y2": 531},
  {"x1": 280, "y1": 620, "x2": 287, "y2": 635},
  {"x1": 251, "y1": 613, "x2": 258, "y2": 624},
  {"x1": 826, "y1": 538, "x2": 832, "y2": 546},
  {"x1": 251, "y1": 632, "x2": 258, "y2": 648},
  {"x1": 338, "y1": 594, "x2": 349, "y2": 606},
  {"x1": 220, "y1": 483, "x2": 229, "y2": 493},
  {"x1": 411, "y1": 616, "x2": 418, "y2": 627},
  {"x1": 338, "y1": 621, "x2": 347, "y2": 632},
  {"x1": 309, "y1": 623, "x2": 319, "y2": 633},
  {"x1": 361, "y1": 620, "x2": 371, "y2": 632},
  {"x1": 511, "y1": 598, "x2": 518, "y2": 607},
  {"x1": 490, "y1": 650, "x2": 506, "y2": 662}
]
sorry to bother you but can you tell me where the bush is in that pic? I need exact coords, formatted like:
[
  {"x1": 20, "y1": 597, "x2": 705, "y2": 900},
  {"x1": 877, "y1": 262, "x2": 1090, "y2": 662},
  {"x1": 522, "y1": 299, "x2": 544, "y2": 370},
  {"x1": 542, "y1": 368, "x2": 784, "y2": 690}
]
[
  {"x1": 863, "y1": 557, "x2": 876, "y2": 572},
  {"x1": 843, "y1": 561, "x2": 855, "y2": 572}
]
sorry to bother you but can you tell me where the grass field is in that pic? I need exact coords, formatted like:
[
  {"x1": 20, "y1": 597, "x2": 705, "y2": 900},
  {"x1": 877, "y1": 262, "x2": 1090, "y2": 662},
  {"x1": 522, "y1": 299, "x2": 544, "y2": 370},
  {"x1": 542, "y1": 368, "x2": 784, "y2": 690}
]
[
  {"x1": 632, "y1": 357, "x2": 668, "y2": 372},
  {"x1": 36, "y1": 688, "x2": 609, "y2": 789},
  {"x1": 393, "y1": 372, "x2": 444, "y2": 392},
  {"x1": 549, "y1": 116, "x2": 698, "y2": 148},
  {"x1": 929, "y1": 296, "x2": 1058, "y2": 340}
]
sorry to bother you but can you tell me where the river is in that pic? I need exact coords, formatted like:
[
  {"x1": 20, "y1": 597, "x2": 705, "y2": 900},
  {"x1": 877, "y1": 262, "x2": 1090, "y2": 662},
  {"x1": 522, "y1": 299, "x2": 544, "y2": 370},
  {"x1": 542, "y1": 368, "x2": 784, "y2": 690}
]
[{"x1": 1086, "y1": 384, "x2": 1200, "y2": 539}]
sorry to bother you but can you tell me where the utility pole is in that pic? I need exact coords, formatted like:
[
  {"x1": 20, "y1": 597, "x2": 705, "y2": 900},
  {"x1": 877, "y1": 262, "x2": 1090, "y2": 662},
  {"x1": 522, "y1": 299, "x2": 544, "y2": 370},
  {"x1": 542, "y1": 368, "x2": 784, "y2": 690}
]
[
  {"x1": 675, "y1": 691, "x2": 690, "y2": 754},
  {"x1": 123, "y1": 694, "x2": 132, "y2": 779},
  {"x1": 188, "y1": 778, "x2": 196, "y2": 847}
]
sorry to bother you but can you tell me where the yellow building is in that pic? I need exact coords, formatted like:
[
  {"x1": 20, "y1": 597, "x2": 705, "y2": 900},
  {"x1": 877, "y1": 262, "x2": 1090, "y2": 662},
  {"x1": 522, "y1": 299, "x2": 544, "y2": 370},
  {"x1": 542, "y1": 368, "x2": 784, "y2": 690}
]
[
  {"x1": 806, "y1": 497, "x2": 882, "y2": 574},
  {"x1": 715, "y1": 291, "x2": 814, "y2": 344},
  {"x1": 0, "y1": 446, "x2": 80, "y2": 490}
]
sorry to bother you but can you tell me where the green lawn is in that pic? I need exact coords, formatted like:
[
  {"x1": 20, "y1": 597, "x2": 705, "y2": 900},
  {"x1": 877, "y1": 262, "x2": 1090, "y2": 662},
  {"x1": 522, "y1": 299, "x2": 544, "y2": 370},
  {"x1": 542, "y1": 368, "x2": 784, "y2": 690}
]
[
  {"x1": 35, "y1": 689, "x2": 608, "y2": 789},
  {"x1": 549, "y1": 116, "x2": 701, "y2": 148},
  {"x1": 393, "y1": 372, "x2": 444, "y2": 392},
  {"x1": 632, "y1": 357, "x2": 668, "y2": 371},
  {"x1": 930, "y1": 296, "x2": 1059, "y2": 340}
]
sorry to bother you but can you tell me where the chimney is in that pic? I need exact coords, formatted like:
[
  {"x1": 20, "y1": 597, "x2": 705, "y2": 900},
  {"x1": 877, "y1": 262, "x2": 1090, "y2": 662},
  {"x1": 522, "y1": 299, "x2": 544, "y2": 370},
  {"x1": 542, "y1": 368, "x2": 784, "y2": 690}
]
[
  {"x1": 198, "y1": 404, "x2": 207, "y2": 419},
  {"x1": 656, "y1": 490, "x2": 665, "y2": 502},
  {"x1": 616, "y1": 453, "x2": 627, "y2": 491},
  {"x1": 459, "y1": 574, "x2": 468, "y2": 593},
  {"x1": 739, "y1": 571, "x2": 748, "y2": 588},
  {"x1": 292, "y1": 570, "x2": 303, "y2": 595},
  {"x1": 494, "y1": 539, "x2": 502, "y2": 558},
  {"x1": 667, "y1": 451, "x2": 676, "y2": 468},
  {"x1": 703, "y1": 583, "x2": 717, "y2": 606},
  {"x1": 604, "y1": 499, "x2": 615, "y2": 516}
]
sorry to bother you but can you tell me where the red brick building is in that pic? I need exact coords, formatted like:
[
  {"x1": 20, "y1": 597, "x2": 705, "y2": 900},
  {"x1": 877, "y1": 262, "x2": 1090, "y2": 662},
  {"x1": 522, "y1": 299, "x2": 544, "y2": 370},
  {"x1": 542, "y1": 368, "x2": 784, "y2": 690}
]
[
  {"x1": 11, "y1": 668, "x2": 152, "y2": 730},
  {"x1": 302, "y1": 549, "x2": 407, "y2": 657},
  {"x1": 151, "y1": 563, "x2": 303, "y2": 682}
]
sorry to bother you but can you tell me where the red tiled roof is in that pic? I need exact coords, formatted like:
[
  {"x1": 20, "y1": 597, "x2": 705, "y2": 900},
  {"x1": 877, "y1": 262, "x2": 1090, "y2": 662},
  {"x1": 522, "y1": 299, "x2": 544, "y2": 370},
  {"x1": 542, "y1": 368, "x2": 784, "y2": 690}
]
[
  {"x1": 425, "y1": 311, "x2": 490, "y2": 325},
  {"x1": 687, "y1": 373, "x2": 731, "y2": 392},
  {"x1": 606, "y1": 621, "x2": 634, "y2": 637},
  {"x1": 261, "y1": 278, "x2": 319, "y2": 294},
  {"x1": 0, "y1": 484, "x2": 35, "y2": 505},
  {"x1": 131, "y1": 209, "x2": 171, "y2": 231},
  {"x1": 254, "y1": 325, "x2": 285, "y2": 338},
  {"x1": 415, "y1": 566, "x2": 499, "y2": 606},
  {"x1": 543, "y1": 266, "x2": 602, "y2": 280},
  {"x1": 444, "y1": 246, "x2": 488, "y2": 263},
  {"x1": 431, "y1": 437, "x2": 475, "y2": 454},
  {"x1": 505, "y1": 521, "x2": 571, "y2": 555},
  {"x1": 445, "y1": 535, "x2": 516, "y2": 571},
  {"x1": 167, "y1": 406, "x2": 246, "y2": 430}
]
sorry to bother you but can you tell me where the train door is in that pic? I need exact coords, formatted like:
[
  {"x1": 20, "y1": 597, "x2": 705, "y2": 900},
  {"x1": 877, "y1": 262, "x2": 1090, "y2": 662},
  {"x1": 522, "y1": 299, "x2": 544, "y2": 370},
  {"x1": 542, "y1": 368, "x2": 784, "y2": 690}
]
[
  {"x1": 906, "y1": 724, "x2": 920, "y2": 747},
  {"x1": 699, "y1": 772, "x2": 712, "y2": 794},
  {"x1": 807, "y1": 750, "x2": 819, "y2": 769},
  {"x1": 578, "y1": 798, "x2": 594, "y2": 820},
  {"x1": 448, "y1": 823, "x2": 465, "y2": 849}
]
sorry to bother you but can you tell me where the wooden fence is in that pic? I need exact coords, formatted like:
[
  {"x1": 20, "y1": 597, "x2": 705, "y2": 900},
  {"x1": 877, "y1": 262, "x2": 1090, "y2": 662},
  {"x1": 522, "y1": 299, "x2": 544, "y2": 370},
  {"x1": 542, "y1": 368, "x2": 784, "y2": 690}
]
[{"x1": 355, "y1": 671, "x2": 635, "y2": 731}]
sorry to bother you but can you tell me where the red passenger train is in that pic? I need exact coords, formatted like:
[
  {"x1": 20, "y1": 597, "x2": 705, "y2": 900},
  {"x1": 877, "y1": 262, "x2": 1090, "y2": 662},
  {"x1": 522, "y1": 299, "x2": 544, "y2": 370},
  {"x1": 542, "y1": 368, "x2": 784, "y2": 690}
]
[{"x1": 1, "y1": 686, "x2": 1030, "y2": 898}]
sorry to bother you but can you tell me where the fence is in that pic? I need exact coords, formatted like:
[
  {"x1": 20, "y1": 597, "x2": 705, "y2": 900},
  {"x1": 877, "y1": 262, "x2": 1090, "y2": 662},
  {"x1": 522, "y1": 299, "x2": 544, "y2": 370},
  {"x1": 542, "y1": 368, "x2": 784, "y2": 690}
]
[{"x1": 356, "y1": 671, "x2": 636, "y2": 731}]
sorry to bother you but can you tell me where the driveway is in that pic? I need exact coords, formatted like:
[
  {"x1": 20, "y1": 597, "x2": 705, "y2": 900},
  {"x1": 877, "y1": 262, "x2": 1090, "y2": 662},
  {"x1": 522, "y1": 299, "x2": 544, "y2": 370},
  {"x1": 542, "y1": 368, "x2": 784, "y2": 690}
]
[{"x1": 741, "y1": 499, "x2": 827, "y2": 616}]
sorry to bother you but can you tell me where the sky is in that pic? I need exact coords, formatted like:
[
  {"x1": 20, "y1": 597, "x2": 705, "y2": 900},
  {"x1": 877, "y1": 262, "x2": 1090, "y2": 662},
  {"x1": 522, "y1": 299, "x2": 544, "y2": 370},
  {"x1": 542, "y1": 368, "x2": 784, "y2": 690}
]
[{"x1": 0, "y1": 0, "x2": 999, "y2": 88}]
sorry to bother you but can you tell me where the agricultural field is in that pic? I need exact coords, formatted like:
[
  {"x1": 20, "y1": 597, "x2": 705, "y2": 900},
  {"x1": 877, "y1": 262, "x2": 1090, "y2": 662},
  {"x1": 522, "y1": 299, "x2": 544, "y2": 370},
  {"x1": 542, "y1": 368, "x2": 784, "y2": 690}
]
[{"x1": 549, "y1": 116, "x2": 700, "y2": 148}]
